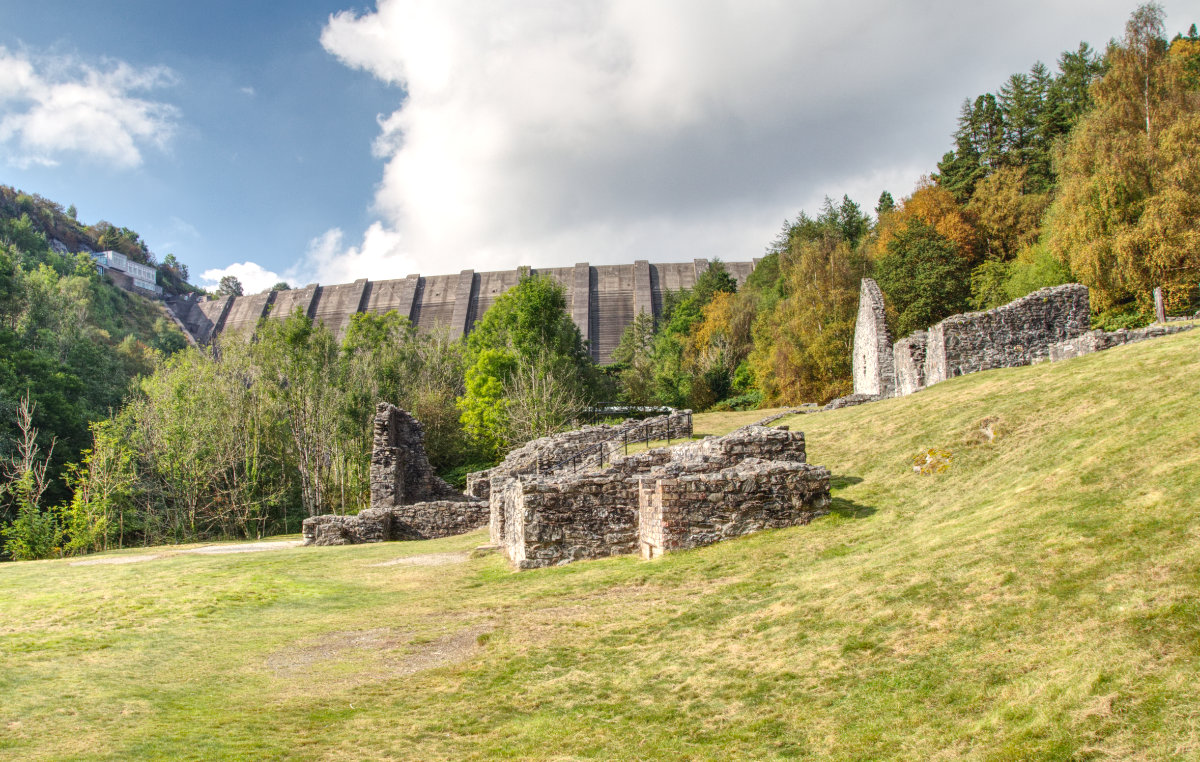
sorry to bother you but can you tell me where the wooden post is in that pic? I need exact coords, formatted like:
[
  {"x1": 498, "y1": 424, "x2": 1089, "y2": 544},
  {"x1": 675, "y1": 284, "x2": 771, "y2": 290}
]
[{"x1": 1153, "y1": 287, "x2": 1166, "y2": 323}]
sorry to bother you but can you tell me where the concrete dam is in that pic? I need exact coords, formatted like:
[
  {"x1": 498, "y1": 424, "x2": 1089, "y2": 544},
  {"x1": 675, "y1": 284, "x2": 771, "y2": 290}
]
[{"x1": 168, "y1": 259, "x2": 757, "y2": 363}]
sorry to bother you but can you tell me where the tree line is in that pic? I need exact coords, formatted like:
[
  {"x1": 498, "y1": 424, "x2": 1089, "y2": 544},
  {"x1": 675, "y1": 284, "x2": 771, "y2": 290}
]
[{"x1": 608, "y1": 5, "x2": 1199, "y2": 409}]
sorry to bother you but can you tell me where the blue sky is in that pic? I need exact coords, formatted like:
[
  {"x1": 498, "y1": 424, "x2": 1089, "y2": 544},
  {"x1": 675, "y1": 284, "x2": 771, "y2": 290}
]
[
  {"x1": 1, "y1": 1, "x2": 1193, "y2": 293},
  {"x1": 0, "y1": 0, "x2": 395, "y2": 289}
]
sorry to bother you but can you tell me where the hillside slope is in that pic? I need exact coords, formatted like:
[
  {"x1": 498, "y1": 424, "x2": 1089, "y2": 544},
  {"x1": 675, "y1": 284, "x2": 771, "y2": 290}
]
[{"x1": 1, "y1": 329, "x2": 1199, "y2": 760}]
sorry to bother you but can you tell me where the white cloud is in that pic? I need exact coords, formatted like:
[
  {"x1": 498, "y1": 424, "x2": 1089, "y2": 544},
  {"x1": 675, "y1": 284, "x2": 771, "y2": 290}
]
[
  {"x1": 313, "y1": 0, "x2": 1146, "y2": 279},
  {"x1": 294, "y1": 222, "x2": 413, "y2": 284},
  {"x1": 200, "y1": 261, "x2": 283, "y2": 295},
  {"x1": 0, "y1": 46, "x2": 179, "y2": 169}
]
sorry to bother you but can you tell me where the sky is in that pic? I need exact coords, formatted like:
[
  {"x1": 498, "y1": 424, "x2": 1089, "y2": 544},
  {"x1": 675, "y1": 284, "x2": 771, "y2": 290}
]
[{"x1": 0, "y1": 1, "x2": 1193, "y2": 294}]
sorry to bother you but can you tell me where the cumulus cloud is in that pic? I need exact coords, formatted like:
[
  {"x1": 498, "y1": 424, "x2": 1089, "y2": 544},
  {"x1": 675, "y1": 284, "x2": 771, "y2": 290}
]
[
  {"x1": 200, "y1": 261, "x2": 283, "y2": 295},
  {"x1": 312, "y1": 0, "x2": 1139, "y2": 279},
  {"x1": 0, "y1": 46, "x2": 179, "y2": 169}
]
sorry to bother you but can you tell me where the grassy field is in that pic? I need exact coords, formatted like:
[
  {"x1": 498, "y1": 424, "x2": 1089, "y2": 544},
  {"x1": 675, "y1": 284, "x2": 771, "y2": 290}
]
[{"x1": 3, "y1": 330, "x2": 1200, "y2": 760}]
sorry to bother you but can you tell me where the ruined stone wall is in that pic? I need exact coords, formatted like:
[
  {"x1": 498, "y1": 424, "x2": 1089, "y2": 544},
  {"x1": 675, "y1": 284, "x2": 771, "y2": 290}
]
[
  {"x1": 303, "y1": 404, "x2": 484, "y2": 547},
  {"x1": 490, "y1": 447, "x2": 675, "y2": 552},
  {"x1": 852, "y1": 278, "x2": 896, "y2": 398},
  {"x1": 922, "y1": 284, "x2": 1089, "y2": 387},
  {"x1": 500, "y1": 472, "x2": 641, "y2": 569},
  {"x1": 893, "y1": 332, "x2": 928, "y2": 396},
  {"x1": 665, "y1": 425, "x2": 807, "y2": 468},
  {"x1": 466, "y1": 410, "x2": 692, "y2": 501},
  {"x1": 1047, "y1": 323, "x2": 1195, "y2": 362},
  {"x1": 302, "y1": 500, "x2": 488, "y2": 546},
  {"x1": 638, "y1": 460, "x2": 830, "y2": 559},
  {"x1": 498, "y1": 426, "x2": 815, "y2": 568},
  {"x1": 370, "y1": 403, "x2": 461, "y2": 509}
]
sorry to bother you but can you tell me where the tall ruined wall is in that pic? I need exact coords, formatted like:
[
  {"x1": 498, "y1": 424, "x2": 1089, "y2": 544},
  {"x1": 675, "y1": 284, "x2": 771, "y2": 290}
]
[
  {"x1": 174, "y1": 259, "x2": 756, "y2": 363},
  {"x1": 922, "y1": 284, "x2": 1089, "y2": 386},
  {"x1": 370, "y1": 403, "x2": 462, "y2": 508},
  {"x1": 302, "y1": 404, "x2": 485, "y2": 547},
  {"x1": 852, "y1": 279, "x2": 896, "y2": 398}
]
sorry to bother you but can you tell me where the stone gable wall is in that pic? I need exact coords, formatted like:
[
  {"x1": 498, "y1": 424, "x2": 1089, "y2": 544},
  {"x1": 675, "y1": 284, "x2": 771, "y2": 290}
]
[
  {"x1": 370, "y1": 402, "x2": 461, "y2": 508},
  {"x1": 852, "y1": 278, "x2": 896, "y2": 397}
]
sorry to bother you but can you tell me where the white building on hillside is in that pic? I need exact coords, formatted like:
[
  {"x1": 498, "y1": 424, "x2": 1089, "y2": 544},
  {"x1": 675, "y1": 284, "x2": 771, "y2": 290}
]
[{"x1": 92, "y1": 250, "x2": 162, "y2": 295}]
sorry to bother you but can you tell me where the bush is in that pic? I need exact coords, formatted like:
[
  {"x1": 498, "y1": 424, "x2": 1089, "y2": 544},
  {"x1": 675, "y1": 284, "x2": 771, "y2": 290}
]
[{"x1": 709, "y1": 391, "x2": 764, "y2": 412}]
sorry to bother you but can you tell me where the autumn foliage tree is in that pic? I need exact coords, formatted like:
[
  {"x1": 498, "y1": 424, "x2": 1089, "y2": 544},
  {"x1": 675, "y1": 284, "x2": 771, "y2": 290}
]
[{"x1": 1048, "y1": 3, "x2": 1200, "y2": 310}]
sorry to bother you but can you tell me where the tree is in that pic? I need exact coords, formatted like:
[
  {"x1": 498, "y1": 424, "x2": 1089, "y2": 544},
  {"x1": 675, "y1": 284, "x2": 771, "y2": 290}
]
[
  {"x1": 502, "y1": 351, "x2": 587, "y2": 447},
  {"x1": 746, "y1": 199, "x2": 871, "y2": 405},
  {"x1": 875, "y1": 220, "x2": 971, "y2": 337},
  {"x1": 876, "y1": 191, "x2": 896, "y2": 217},
  {"x1": 966, "y1": 167, "x2": 1051, "y2": 261},
  {"x1": 936, "y1": 94, "x2": 1005, "y2": 201},
  {"x1": 1047, "y1": 5, "x2": 1200, "y2": 309},
  {"x1": 873, "y1": 180, "x2": 982, "y2": 265},
  {"x1": 270, "y1": 282, "x2": 291, "y2": 292},
  {"x1": 216, "y1": 275, "x2": 244, "y2": 297},
  {"x1": 0, "y1": 393, "x2": 61, "y2": 560},
  {"x1": 459, "y1": 275, "x2": 594, "y2": 457},
  {"x1": 611, "y1": 311, "x2": 658, "y2": 406}
]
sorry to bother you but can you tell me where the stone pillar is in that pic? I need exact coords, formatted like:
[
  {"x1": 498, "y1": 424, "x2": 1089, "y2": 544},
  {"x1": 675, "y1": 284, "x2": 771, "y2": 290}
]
[
  {"x1": 693, "y1": 258, "x2": 710, "y2": 282},
  {"x1": 450, "y1": 269, "x2": 477, "y2": 339}
]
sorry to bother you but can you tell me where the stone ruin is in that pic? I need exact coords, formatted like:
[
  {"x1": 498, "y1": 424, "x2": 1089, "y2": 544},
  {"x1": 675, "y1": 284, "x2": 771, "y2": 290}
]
[
  {"x1": 842, "y1": 279, "x2": 1192, "y2": 405},
  {"x1": 464, "y1": 409, "x2": 694, "y2": 502},
  {"x1": 852, "y1": 278, "x2": 897, "y2": 398},
  {"x1": 302, "y1": 403, "x2": 829, "y2": 570},
  {"x1": 1046, "y1": 323, "x2": 1195, "y2": 361},
  {"x1": 489, "y1": 425, "x2": 831, "y2": 569},
  {"x1": 302, "y1": 403, "x2": 487, "y2": 546}
]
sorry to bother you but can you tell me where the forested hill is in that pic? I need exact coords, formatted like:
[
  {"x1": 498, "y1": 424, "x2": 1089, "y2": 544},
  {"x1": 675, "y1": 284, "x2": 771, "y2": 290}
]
[
  {"x1": 0, "y1": 186, "x2": 201, "y2": 296},
  {"x1": 0, "y1": 186, "x2": 191, "y2": 520}
]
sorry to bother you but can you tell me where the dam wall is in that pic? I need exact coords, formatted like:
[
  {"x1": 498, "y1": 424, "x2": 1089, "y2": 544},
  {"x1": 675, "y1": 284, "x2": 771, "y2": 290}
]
[{"x1": 171, "y1": 259, "x2": 757, "y2": 363}]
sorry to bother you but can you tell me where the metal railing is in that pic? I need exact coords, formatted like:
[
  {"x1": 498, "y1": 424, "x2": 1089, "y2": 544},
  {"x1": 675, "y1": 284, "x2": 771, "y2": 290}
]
[
  {"x1": 537, "y1": 410, "x2": 693, "y2": 476},
  {"x1": 579, "y1": 404, "x2": 675, "y2": 426}
]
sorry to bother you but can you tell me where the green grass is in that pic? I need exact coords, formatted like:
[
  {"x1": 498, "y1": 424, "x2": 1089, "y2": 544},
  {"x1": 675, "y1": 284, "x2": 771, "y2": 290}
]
[{"x1": 4, "y1": 332, "x2": 1200, "y2": 760}]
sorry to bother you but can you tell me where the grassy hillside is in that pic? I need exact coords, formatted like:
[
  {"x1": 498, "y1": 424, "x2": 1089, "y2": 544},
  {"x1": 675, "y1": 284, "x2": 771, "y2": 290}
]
[{"x1": 2, "y1": 329, "x2": 1199, "y2": 760}]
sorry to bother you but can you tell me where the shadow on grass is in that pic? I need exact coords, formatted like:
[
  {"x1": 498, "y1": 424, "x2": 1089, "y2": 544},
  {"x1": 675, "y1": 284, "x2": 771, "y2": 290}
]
[
  {"x1": 830, "y1": 474, "x2": 864, "y2": 490},
  {"x1": 827, "y1": 496, "x2": 876, "y2": 519}
]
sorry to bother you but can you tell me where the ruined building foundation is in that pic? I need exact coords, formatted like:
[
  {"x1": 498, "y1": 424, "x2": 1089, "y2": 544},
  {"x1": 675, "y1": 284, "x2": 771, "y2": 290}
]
[{"x1": 302, "y1": 404, "x2": 487, "y2": 546}]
